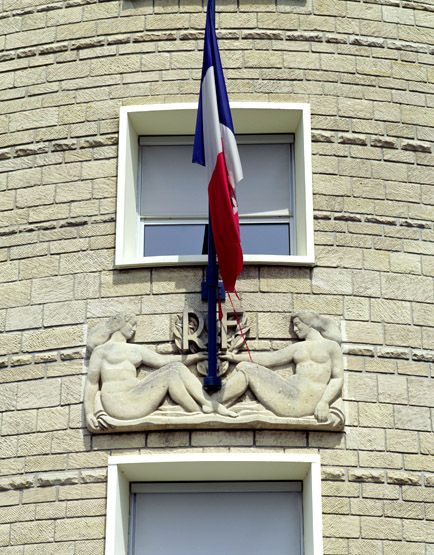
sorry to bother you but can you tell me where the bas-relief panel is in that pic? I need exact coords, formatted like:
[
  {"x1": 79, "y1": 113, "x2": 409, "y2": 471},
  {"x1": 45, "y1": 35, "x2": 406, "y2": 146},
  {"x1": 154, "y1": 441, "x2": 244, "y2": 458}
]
[{"x1": 84, "y1": 309, "x2": 345, "y2": 433}]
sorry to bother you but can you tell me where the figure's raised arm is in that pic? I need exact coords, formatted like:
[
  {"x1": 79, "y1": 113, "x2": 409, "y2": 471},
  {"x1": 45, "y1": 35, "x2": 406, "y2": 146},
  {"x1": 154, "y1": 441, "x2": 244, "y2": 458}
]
[
  {"x1": 222, "y1": 344, "x2": 298, "y2": 368},
  {"x1": 140, "y1": 347, "x2": 206, "y2": 369}
]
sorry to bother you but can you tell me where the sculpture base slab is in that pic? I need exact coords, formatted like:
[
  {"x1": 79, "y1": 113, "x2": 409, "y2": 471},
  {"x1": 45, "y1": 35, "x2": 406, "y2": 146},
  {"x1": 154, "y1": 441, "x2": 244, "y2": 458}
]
[{"x1": 91, "y1": 402, "x2": 345, "y2": 433}]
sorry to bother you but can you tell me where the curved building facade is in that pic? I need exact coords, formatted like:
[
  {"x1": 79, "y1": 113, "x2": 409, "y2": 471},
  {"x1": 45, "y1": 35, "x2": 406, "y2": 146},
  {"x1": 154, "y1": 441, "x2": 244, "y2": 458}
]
[{"x1": 0, "y1": 0, "x2": 433, "y2": 553}]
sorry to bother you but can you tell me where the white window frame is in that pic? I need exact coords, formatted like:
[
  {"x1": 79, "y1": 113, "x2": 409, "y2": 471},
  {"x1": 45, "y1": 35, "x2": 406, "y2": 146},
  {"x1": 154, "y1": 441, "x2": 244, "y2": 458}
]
[
  {"x1": 115, "y1": 102, "x2": 314, "y2": 268},
  {"x1": 105, "y1": 453, "x2": 323, "y2": 555}
]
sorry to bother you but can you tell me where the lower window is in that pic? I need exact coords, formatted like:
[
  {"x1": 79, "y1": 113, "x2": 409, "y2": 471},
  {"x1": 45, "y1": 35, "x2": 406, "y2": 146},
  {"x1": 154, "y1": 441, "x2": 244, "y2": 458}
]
[{"x1": 129, "y1": 481, "x2": 303, "y2": 555}]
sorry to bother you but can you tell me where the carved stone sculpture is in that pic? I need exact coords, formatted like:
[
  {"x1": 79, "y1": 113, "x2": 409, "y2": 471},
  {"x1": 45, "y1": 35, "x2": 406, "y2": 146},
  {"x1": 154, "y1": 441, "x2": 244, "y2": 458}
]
[
  {"x1": 84, "y1": 310, "x2": 345, "y2": 433},
  {"x1": 84, "y1": 313, "x2": 235, "y2": 432},
  {"x1": 218, "y1": 311, "x2": 344, "y2": 423}
]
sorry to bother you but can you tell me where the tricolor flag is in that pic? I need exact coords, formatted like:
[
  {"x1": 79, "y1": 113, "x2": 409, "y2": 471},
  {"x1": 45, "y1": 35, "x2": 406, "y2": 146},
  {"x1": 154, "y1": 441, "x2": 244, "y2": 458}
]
[{"x1": 193, "y1": 0, "x2": 243, "y2": 293}]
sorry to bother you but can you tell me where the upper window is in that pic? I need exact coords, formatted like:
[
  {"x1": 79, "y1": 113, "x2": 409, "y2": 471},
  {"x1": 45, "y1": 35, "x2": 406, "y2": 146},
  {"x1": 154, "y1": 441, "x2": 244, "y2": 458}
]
[
  {"x1": 115, "y1": 103, "x2": 314, "y2": 267},
  {"x1": 138, "y1": 134, "x2": 294, "y2": 258}
]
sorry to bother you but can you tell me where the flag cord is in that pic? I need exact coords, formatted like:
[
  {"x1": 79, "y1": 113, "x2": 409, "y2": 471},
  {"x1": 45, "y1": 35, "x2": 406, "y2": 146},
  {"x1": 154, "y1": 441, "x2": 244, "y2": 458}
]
[{"x1": 228, "y1": 291, "x2": 253, "y2": 362}]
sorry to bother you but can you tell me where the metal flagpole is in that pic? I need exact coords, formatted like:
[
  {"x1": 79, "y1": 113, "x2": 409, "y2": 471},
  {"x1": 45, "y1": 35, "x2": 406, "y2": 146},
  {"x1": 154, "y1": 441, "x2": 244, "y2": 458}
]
[{"x1": 203, "y1": 213, "x2": 222, "y2": 393}]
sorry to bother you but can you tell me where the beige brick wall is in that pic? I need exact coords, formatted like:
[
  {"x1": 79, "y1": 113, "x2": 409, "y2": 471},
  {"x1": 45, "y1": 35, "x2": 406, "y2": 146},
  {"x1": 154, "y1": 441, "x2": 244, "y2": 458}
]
[{"x1": 0, "y1": 0, "x2": 433, "y2": 553}]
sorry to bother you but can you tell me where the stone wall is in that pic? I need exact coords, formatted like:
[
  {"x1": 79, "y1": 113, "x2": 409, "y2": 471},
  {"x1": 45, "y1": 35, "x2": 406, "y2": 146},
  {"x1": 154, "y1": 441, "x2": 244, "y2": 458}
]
[{"x1": 0, "y1": 0, "x2": 433, "y2": 553}]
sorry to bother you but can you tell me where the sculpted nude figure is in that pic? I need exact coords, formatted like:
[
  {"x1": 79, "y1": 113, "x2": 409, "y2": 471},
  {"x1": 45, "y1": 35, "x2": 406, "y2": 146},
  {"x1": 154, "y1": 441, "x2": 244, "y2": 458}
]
[
  {"x1": 84, "y1": 313, "x2": 234, "y2": 431},
  {"x1": 220, "y1": 311, "x2": 344, "y2": 422}
]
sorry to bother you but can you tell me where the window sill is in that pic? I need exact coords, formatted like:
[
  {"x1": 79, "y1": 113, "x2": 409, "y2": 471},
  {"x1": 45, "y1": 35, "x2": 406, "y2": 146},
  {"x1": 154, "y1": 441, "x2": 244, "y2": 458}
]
[{"x1": 114, "y1": 253, "x2": 316, "y2": 268}]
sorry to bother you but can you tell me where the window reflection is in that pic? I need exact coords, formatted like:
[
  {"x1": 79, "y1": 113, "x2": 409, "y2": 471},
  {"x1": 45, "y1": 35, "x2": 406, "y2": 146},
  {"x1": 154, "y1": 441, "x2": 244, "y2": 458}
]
[{"x1": 143, "y1": 223, "x2": 290, "y2": 257}]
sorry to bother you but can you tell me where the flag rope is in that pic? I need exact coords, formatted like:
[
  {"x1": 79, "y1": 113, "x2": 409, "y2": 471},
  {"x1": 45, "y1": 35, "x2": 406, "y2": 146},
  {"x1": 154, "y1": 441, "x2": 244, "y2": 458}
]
[{"x1": 227, "y1": 291, "x2": 253, "y2": 362}]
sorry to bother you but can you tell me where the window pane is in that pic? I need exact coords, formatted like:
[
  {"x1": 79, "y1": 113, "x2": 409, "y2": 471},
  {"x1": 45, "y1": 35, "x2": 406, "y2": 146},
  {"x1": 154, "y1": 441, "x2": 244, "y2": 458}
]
[
  {"x1": 237, "y1": 143, "x2": 292, "y2": 217},
  {"x1": 131, "y1": 487, "x2": 303, "y2": 555},
  {"x1": 144, "y1": 224, "x2": 206, "y2": 256},
  {"x1": 143, "y1": 223, "x2": 290, "y2": 257},
  {"x1": 241, "y1": 223, "x2": 290, "y2": 255},
  {"x1": 139, "y1": 138, "x2": 293, "y2": 219},
  {"x1": 140, "y1": 144, "x2": 208, "y2": 218}
]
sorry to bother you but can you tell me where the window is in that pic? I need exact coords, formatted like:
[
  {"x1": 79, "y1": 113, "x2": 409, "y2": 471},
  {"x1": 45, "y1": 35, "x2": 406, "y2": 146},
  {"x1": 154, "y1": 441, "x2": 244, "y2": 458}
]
[
  {"x1": 138, "y1": 134, "x2": 294, "y2": 258},
  {"x1": 129, "y1": 481, "x2": 303, "y2": 555},
  {"x1": 104, "y1": 453, "x2": 323, "y2": 555},
  {"x1": 116, "y1": 103, "x2": 314, "y2": 267}
]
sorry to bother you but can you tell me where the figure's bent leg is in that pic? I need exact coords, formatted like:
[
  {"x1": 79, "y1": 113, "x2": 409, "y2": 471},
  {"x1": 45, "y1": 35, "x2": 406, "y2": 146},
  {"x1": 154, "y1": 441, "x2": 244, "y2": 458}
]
[
  {"x1": 174, "y1": 364, "x2": 237, "y2": 417},
  {"x1": 233, "y1": 362, "x2": 302, "y2": 417},
  {"x1": 217, "y1": 365, "x2": 249, "y2": 406}
]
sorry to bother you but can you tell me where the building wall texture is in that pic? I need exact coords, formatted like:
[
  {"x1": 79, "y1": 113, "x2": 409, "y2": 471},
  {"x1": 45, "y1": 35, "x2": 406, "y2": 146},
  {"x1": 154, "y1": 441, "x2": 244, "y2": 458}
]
[{"x1": 0, "y1": 0, "x2": 433, "y2": 553}]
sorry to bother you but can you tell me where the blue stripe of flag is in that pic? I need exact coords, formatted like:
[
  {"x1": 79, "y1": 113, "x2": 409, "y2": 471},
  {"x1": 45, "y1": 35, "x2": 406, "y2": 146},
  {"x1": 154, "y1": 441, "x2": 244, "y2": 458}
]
[{"x1": 192, "y1": 0, "x2": 234, "y2": 167}]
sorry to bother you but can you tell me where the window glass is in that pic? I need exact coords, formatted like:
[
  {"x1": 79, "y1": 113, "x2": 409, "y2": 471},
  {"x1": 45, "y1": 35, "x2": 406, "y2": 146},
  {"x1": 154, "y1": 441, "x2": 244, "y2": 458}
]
[
  {"x1": 130, "y1": 482, "x2": 303, "y2": 555},
  {"x1": 144, "y1": 223, "x2": 290, "y2": 257},
  {"x1": 139, "y1": 135, "x2": 294, "y2": 258}
]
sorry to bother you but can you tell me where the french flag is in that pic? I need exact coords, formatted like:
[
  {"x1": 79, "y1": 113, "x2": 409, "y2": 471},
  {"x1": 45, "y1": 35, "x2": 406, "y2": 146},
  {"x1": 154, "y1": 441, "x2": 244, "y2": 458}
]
[{"x1": 193, "y1": 0, "x2": 243, "y2": 293}]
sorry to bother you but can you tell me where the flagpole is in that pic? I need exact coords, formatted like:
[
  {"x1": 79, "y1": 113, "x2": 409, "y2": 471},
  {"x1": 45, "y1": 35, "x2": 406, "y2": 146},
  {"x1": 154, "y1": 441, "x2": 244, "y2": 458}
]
[{"x1": 204, "y1": 214, "x2": 222, "y2": 392}]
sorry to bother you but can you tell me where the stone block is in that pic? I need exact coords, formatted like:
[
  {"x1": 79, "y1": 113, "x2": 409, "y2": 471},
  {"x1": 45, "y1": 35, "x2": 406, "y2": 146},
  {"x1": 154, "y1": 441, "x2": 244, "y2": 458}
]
[
  {"x1": 51, "y1": 430, "x2": 90, "y2": 454},
  {"x1": 101, "y1": 269, "x2": 151, "y2": 297},
  {"x1": 6, "y1": 305, "x2": 42, "y2": 331},
  {"x1": 358, "y1": 403, "x2": 394, "y2": 428},
  {"x1": 419, "y1": 432, "x2": 434, "y2": 455},
  {"x1": 384, "y1": 500, "x2": 424, "y2": 519},
  {"x1": 0, "y1": 281, "x2": 31, "y2": 309},
  {"x1": 1, "y1": 409, "x2": 37, "y2": 435},
  {"x1": 60, "y1": 376, "x2": 83, "y2": 405},
  {"x1": 19, "y1": 257, "x2": 59, "y2": 280},
  {"x1": 352, "y1": 270, "x2": 381, "y2": 297},
  {"x1": 147, "y1": 432, "x2": 190, "y2": 448},
  {"x1": 74, "y1": 273, "x2": 101, "y2": 300},
  {"x1": 255, "y1": 431, "x2": 307, "y2": 447},
  {"x1": 386, "y1": 430, "x2": 418, "y2": 453},
  {"x1": 371, "y1": 299, "x2": 411, "y2": 324},
  {"x1": 37, "y1": 407, "x2": 69, "y2": 432},
  {"x1": 322, "y1": 496, "x2": 349, "y2": 514},
  {"x1": 18, "y1": 432, "x2": 52, "y2": 457},
  {"x1": 394, "y1": 405, "x2": 431, "y2": 431},
  {"x1": 59, "y1": 251, "x2": 114, "y2": 275},
  {"x1": 312, "y1": 267, "x2": 352, "y2": 295},
  {"x1": 345, "y1": 373, "x2": 377, "y2": 402},
  {"x1": 66, "y1": 498, "x2": 106, "y2": 518},
  {"x1": 0, "y1": 332, "x2": 21, "y2": 356},
  {"x1": 191, "y1": 431, "x2": 254, "y2": 447},
  {"x1": 44, "y1": 301, "x2": 86, "y2": 326},
  {"x1": 381, "y1": 274, "x2": 432, "y2": 302},
  {"x1": 323, "y1": 538, "x2": 348, "y2": 555},
  {"x1": 362, "y1": 483, "x2": 400, "y2": 500},
  {"x1": 350, "y1": 499, "x2": 383, "y2": 517},
  {"x1": 345, "y1": 321, "x2": 383, "y2": 344},
  {"x1": 390, "y1": 252, "x2": 422, "y2": 275},
  {"x1": 31, "y1": 276, "x2": 74, "y2": 304},
  {"x1": 387, "y1": 471, "x2": 421, "y2": 486},
  {"x1": 24, "y1": 455, "x2": 67, "y2": 474},
  {"x1": 378, "y1": 374, "x2": 408, "y2": 404},
  {"x1": 321, "y1": 481, "x2": 360, "y2": 498},
  {"x1": 260, "y1": 267, "x2": 311, "y2": 293},
  {"x1": 408, "y1": 377, "x2": 434, "y2": 407},
  {"x1": 152, "y1": 268, "x2": 202, "y2": 294},
  {"x1": 17, "y1": 379, "x2": 61, "y2": 409},
  {"x1": 11, "y1": 520, "x2": 55, "y2": 545},
  {"x1": 92, "y1": 433, "x2": 145, "y2": 450},
  {"x1": 133, "y1": 314, "x2": 171, "y2": 342},
  {"x1": 361, "y1": 516, "x2": 401, "y2": 540},
  {"x1": 55, "y1": 516, "x2": 105, "y2": 541},
  {"x1": 348, "y1": 469, "x2": 384, "y2": 483},
  {"x1": 22, "y1": 326, "x2": 84, "y2": 352},
  {"x1": 323, "y1": 515, "x2": 360, "y2": 538},
  {"x1": 58, "y1": 483, "x2": 106, "y2": 501},
  {"x1": 384, "y1": 324, "x2": 421, "y2": 348},
  {"x1": 346, "y1": 428, "x2": 385, "y2": 451},
  {"x1": 403, "y1": 520, "x2": 434, "y2": 543}
]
